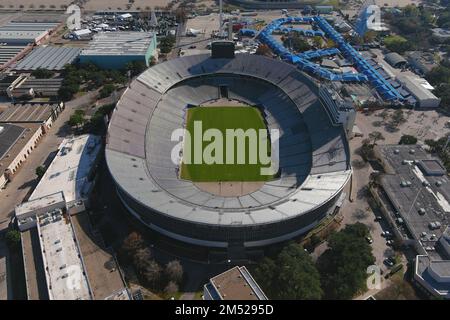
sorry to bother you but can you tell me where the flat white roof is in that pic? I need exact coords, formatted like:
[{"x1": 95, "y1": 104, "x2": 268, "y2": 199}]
[
  {"x1": 15, "y1": 191, "x2": 65, "y2": 218},
  {"x1": 30, "y1": 134, "x2": 101, "y2": 204},
  {"x1": 37, "y1": 209, "x2": 92, "y2": 300}
]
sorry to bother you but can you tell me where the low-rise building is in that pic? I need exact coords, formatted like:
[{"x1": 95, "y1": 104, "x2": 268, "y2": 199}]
[
  {"x1": 15, "y1": 134, "x2": 129, "y2": 300},
  {"x1": 14, "y1": 46, "x2": 81, "y2": 71},
  {"x1": 406, "y1": 51, "x2": 439, "y2": 76},
  {"x1": 0, "y1": 102, "x2": 64, "y2": 188},
  {"x1": 6, "y1": 75, "x2": 63, "y2": 100},
  {"x1": 29, "y1": 135, "x2": 102, "y2": 210},
  {"x1": 203, "y1": 266, "x2": 268, "y2": 300},
  {"x1": 0, "y1": 123, "x2": 46, "y2": 189},
  {"x1": 371, "y1": 145, "x2": 450, "y2": 299},
  {"x1": 384, "y1": 52, "x2": 407, "y2": 69},
  {"x1": 79, "y1": 32, "x2": 157, "y2": 69},
  {"x1": 397, "y1": 75, "x2": 441, "y2": 109}
]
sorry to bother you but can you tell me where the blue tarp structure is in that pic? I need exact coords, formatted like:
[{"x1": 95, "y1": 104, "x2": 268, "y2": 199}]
[
  {"x1": 239, "y1": 29, "x2": 257, "y2": 37},
  {"x1": 257, "y1": 16, "x2": 404, "y2": 101},
  {"x1": 257, "y1": 17, "x2": 368, "y2": 83}
]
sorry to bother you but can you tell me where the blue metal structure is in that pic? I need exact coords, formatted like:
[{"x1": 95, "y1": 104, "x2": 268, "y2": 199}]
[
  {"x1": 239, "y1": 29, "x2": 257, "y2": 37},
  {"x1": 257, "y1": 16, "x2": 403, "y2": 101}
]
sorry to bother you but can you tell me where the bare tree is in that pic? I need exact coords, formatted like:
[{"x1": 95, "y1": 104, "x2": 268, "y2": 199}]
[
  {"x1": 369, "y1": 131, "x2": 385, "y2": 146},
  {"x1": 164, "y1": 281, "x2": 179, "y2": 295},
  {"x1": 165, "y1": 260, "x2": 183, "y2": 284}
]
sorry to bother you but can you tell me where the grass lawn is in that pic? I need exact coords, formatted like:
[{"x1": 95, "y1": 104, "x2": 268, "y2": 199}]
[{"x1": 180, "y1": 106, "x2": 274, "y2": 182}]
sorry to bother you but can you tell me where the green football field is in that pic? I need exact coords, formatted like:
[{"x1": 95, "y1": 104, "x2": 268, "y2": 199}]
[{"x1": 180, "y1": 106, "x2": 274, "y2": 182}]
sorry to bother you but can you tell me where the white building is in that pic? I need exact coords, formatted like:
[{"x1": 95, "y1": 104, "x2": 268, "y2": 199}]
[
  {"x1": 29, "y1": 134, "x2": 102, "y2": 211},
  {"x1": 397, "y1": 75, "x2": 441, "y2": 109}
]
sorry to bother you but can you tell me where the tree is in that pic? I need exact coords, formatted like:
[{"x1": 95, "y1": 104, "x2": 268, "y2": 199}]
[
  {"x1": 164, "y1": 260, "x2": 183, "y2": 284},
  {"x1": 255, "y1": 44, "x2": 272, "y2": 57},
  {"x1": 317, "y1": 223, "x2": 375, "y2": 299},
  {"x1": 99, "y1": 84, "x2": 116, "y2": 99},
  {"x1": 35, "y1": 166, "x2": 46, "y2": 178},
  {"x1": 284, "y1": 34, "x2": 311, "y2": 52},
  {"x1": 164, "y1": 281, "x2": 179, "y2": 295},
  {"x1": 5, "y1": 230, "x2": 21, "y2": 250},
  {"x1": 31, "y1": 68, "x2": 54, "y2": 79},
  {"x1": 159, "y1": 35, "x2": 176, "y2": 54},
  {"x1": 369, "y1": 131, "x2": 385, "y2": 146},
  {"x1": 399, "y1": 135, "x2": 418, "y2": 145},
  {"x1": 125, "y1": 60, "x2": 147, "y2": 77},
  {"x1": 384, "y1": 35, "x2": 411, "y2": 54},
  {"x1": 68, "y1": 112, "x2": 85, "y2": 128},
  {"x1": 390, "y1": 109, "x2": 406, "y2": 127},
  {"x1": 121, "y1": 231, "x2": 145, "y2": 260},
  {"x1": 141, "y1": 260, "x2": 162, "y2": 288},
  {"x1": 312, "y1": 36, "x2": 324, "y2": 48},
  {"x1": 253, "y1": 243, "x2": 323, "y2": 299}
]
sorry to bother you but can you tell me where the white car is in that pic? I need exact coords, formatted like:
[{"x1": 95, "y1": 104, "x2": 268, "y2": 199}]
[{"x1": 381, "y1": 231, "x2": 392, "y2": 237}]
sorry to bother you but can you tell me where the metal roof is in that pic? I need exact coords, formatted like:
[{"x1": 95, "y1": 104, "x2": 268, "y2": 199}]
[
  {"x1": 0, "y1": 123, "x2": 25, "y2": 160},
  {"x1": 81, "y1": 32, "x2": 154, "y2": 56},
  {"x1": 0, "y1": 44, "x2": 28, "y2": 67},
  {"x1": 15, "y1": 46, "x2": 81, "y2": 71},
  {"x1": 106, "y1": 54, "x2": 351, "y2": 227},
  {"x1": 384, "y1": 52, "x2": 407, "y2": 67}
]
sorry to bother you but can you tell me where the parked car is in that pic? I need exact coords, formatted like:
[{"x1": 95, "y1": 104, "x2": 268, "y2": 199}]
[
  {"x1": 375, "y1": 216, "x2": 383, "y2": 221},
  {"x1": 386, "y1": 240, "x2": 394, "y2": 246},
  {"x1": 365, "y1": 236, "x2": 373, "y2": 244},
  {"x1": 383, "y1": 258, "x2": 395, "y2": 267},
  {"x1": 381, "y1": 231, "x2": 392, "y2": 238}
]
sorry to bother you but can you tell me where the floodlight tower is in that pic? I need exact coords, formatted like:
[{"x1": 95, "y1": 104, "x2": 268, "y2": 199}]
[{"x1": 219, "y1": 0, "x2": 224, "y2": 37}]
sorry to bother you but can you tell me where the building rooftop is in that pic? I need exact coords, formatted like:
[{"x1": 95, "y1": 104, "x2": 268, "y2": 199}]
[
  {"x1": 37, "y1": 208, "x2": 92, "y2": 300},
  {"x1": 0, "y1": 123, "x2": 25, "y2": 160},
  {"x1": 397, "y1": 74, "x2": 440, "y2": 102},
  {"x1": 30, "y1": 134, "x2": 102, "y2": 204},
  {"x1": 0, "y1": 122, "x2": 41, "y2": 178},
  {"x1": 377, "y1": 145, "x2": 450, "y2": 253},
  {"x1": 207, "y1": 266, "x2": 267, "y2": 300},
  {"x1": 0, "y1": 44, "x2": 29, "y2": 68},
  {"x1": 15, "y1": 46, "x2": 81, "y2": 71},
  {"x1": 81, "y1": 32, "x2": 154, "y2": 56},
  {"x1": 0, "y1": 103, "x2": 62, "y2": 123},
  {"x1": 15, "y1": 191, "x2": 65, "y2": 219},
  {"x1": 416, "y1": 255, "x2": 450, "y2": 298},
  {"x1": 384, "y1": 52, "x2": 407, "y2": 68}
]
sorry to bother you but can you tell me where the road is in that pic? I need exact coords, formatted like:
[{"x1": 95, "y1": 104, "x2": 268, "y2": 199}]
[{"x1": 0, "y1": 90, "x2": 98, "y2": 300}]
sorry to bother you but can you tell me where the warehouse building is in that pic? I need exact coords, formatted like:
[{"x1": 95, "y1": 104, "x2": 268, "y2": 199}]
[
  {"x1": 0, "y1": 103, "x2": 64, "y2": 188},
  {"x1": 14, "y1": 46, "x2": 81, "y2": 71},
  {"x1": 0, "y1": 44, "x2": 33, "y2": 70},
  {"x1": 384, "y1": 52, "x2": 408, "y2": 69},
  {"x1": 79, "y1": 32, "x2": 157, "y2": 69},
  {"x1": 0, "y1": 22, "x2": 60, "y2": 45},
  {"x1": 397, "y1": 75, "x2": 441, "y2": 109},
  {"x1": 0, "y1": 123, "x2": 45, "y2": 189},
  {"x1": 6, "y1": 75, "x2": 63, "y2": 100}
]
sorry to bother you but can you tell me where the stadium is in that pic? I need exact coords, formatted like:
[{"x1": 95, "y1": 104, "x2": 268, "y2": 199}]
[{"x1": 105, "y1": 50, "x2": 352, "y2": 250}]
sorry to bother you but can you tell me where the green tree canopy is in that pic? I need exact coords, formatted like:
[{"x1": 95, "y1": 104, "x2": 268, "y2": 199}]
[
  {"x1": 253, "y1": 243, "x2": 323, "y2": 300},
  {"x1": 317, "y1": 223, "x2": 375, "y2": 300},
  {"x1": 399, "y1": 134, "x2": 418, "y2": 145}
]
